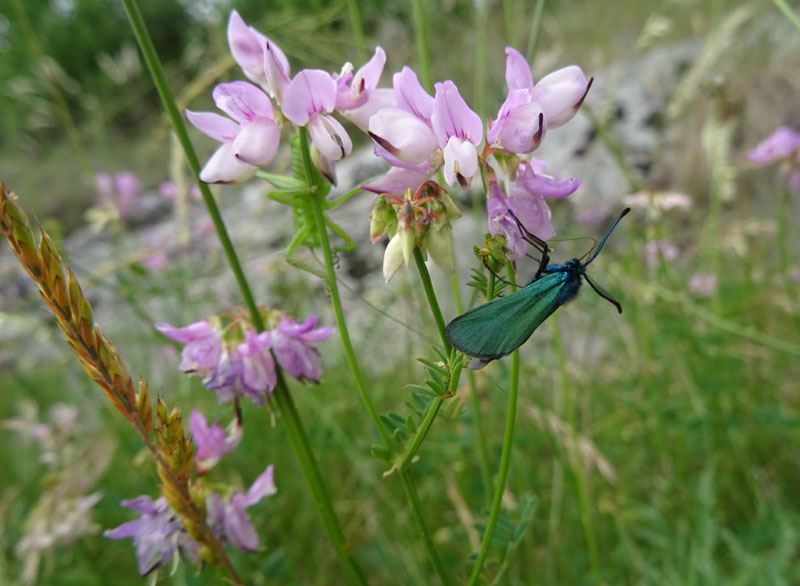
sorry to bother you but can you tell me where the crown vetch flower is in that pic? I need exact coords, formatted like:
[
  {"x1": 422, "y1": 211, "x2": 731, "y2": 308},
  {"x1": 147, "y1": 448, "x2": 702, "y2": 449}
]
[
  {"x1": 189, "y1": 411, "x2": 243, "y2": 473},
  {"x1": 104, "y1": 496, "x2": 198, "y2": 575},
  {"x1": 431, "y1": 81, "x2": 483, "y2": 187},
  {"x1": 236, "y1": 329, "x2": 277, "y2": 404},
  {"x1": 155, "y1": 320, "x2": 222, "y2": 378},
  {"x1": 282, "y1": 69, "x2": 353, "y2": 161},
  {"x1": 272, "y1": 315, "x2": 335, "y2": 382},
  {"x1": 186, "y1": 81, "x2": 280, "y2": 184},
  {"x1": 333, "y1": 47, "x2": 387, "y2": 111},
  {"x1": 747, "y1": 126, "x2": 800, "y2": 166},
  {"x1": 227, "y1": 9, "x2": 290, "y2": 98},
  {"x1": 207, "y1": 465, "x2": 277, "y2": 552}
]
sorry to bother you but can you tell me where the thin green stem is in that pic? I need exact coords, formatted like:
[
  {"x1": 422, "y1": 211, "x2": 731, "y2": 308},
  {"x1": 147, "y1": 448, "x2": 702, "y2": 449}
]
[
  {"x1": 272, "y1": 374, "x2": 367, "y2": 586},
  {"x1": 345, "y1": 0, "x2": 367, "y2": 63},
  {"x1": 413, "y1": 248, "x2": 450, "y2": 351},
  {"x1": 468, "y1": 264, "x2": 521, "y2": 586},
  {"x1": 124, "y1": 4, "x2": 365, "y2": 584},
  {"x1": 525, "y1": 0, "x2": 547, "y2": 64},
  {"x1": 399, "y1": 469, "x2": 455, "y2": 586},
  {"x1": 121, "y1": 0, "x2": 262, "y2": 331},
  {"x1": 451, "y1": 274, "x2": 492, "y2": 505},
  {"x1": 411, "y1": 0, "x2": 432, "y2": 90},
  {"x1": 297, "y1": 128, "x2": 394, "y2": 450},
  {"x1": 554, "y1": 319, "x2": 601, "y2": 583},
  {"x1": 468, "y1": 348, "x2": 520, "y2": 586},
  {"x1": 473, "y1": 0, "x2": 489, "y2": 117},
  {"x1": 503, "y1": 0, "x2": 519, "y2": 49},
  {"x1": 771, "y1": 0, "x2": 800, "y2": 34}
]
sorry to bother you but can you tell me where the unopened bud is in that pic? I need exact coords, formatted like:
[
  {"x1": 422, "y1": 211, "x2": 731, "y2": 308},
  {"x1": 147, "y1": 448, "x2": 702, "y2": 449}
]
[{"x1": 369, "y1": 197, "x2": 397, "y2": 243}]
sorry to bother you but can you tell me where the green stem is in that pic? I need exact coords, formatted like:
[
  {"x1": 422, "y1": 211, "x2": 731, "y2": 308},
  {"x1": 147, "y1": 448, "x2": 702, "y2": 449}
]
[
  {"x1": 473, "y1": 0, "x2": 489, "y2": 117},
  {"x1": 525, "y1": 0, "x2": 547, "y2": 63},
  {"x1": 468, "y1": 345, "x2": 520, "y2": 586},
  {"x1": 771, "y1": 0, "x2": 800, "y2": 34},
  {"x1": 468, "y1": 264, "x2": 521, "y2": 586},
  {"x1": 345, "y1": 0, "x2": 367, "y2": 63},
  {"x1": 411, "y1": 0, "x2": 432, "y2": 90},
  {"x1": 554, "y1": 319, "x2": 601, "y2": 583},
  {"x1": 272, "y1": 374, "x2": 368, "y2": 586},
  {"x1": 451, "y1": 274, "x2": 492, "y2": 505},
  {"x1": 297, "y1": 127, "x2": 394, "y2": 450},
  {"x1": 413, "y1": 248, "x2": 450, "y2": 351},
  {"x1": 399, "y1": 469, "x2": 455, "y2": 586},
  {"x1": 503, "y1": 0, "x2": 519, "y2": 48},
  {"x1": 121, "y1": 0, "x2": 262, "y2": 331},
  {"x1": 124, "y1": 4, "x2": 365, "y2": 584}
]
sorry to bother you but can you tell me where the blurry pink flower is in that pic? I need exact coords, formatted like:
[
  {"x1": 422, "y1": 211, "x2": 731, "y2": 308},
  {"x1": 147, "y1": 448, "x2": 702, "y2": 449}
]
[
  {"x1": 689, "y1": 272, "x2": 717, "y2": 297},
  {"x1": 271, "y1": 315, "x2": 335, "y2": 382},
  {"x1": 155, "y1": 320, "x2": 222, "y2": 377},
  {"x1": 206, "y1": 466, "x2": 276, "y2": 552},
  {"x1": 747, "y1": 126, "x2": 800, "y2": 166},
  {"x1": 189, "y1": 411, "x2": 242, "y2": 473},
  {"x1": 186, "y1": 81, "x2": 280, "y2": 183},
  {"x1": 236, "y1": 329, "x2": 277, "y2": 404},
  {"x1": 645, "y1": 239, "x2": 679, "y2": 267}
]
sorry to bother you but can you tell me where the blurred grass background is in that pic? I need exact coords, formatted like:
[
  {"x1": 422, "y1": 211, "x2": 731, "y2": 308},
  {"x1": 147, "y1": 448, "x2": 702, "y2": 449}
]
[{"x1": 1, "y1": 0, "x2": 800, "y2": 585}]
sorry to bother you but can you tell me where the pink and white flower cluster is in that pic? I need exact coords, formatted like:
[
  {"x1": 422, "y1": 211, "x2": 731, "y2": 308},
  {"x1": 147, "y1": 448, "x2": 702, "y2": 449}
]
[
  {"x1": 747, "y1": 126, "x2": 800, "y2": 192},
  {"x1": 187, "y1": 10, "x2": 386, "y2": 184},
  {"x1": 189, "y1": 10, "x2": 592, "y2": 275},
  {"x1": 156, "y1": 311, "x2": 335, "y2": 406}
]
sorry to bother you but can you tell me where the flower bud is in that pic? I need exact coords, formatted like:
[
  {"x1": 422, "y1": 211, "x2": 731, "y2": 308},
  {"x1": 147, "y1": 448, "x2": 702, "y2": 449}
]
[
  {"x1": 423, "y1": 212, "x2": 455, "y2": 275},
  {"x1": 369, "y1": 197, "x2": 397, "y2": 243}
]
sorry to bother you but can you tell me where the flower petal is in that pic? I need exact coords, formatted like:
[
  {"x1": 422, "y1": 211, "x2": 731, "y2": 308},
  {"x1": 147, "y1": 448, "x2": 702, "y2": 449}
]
[
  {"x1": 186, "y1": 110, "x2": 239, "y2": 143},
  {"x1": 393, "y1": 66, "x2": 434, "y2": 122},
  {"x1": 199, "y1": 143, "x2": 258, "y2": 184},
  {"x1": 308, "y1": 114, "x2": 352, "y2": 161},
  {"x1": 233, "y1": 117, "x2": 281, "y2": 165},
  {"x1": 531, "y1": 65, "x2": 590, "y2": 127},
  {"x1": 505, "y1": 47, "x2": 534, "y2": 92},
  {"x1": 212, "y1": 81, "x2": 274, "y2": 123},
  {"x1": 282, "y1": 69, "x2": 338, "y2": 125},
  {"x1": 431, "y1": 80, "x2": 483, "y2": 147}
]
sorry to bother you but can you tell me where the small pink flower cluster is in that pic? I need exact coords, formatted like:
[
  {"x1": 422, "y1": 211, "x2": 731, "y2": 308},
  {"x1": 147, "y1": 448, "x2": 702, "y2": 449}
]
[
  {"x1": 156, "y1": 311, "x2": 335, "y2": 406},
  {"x1": 104, "y1": 465, "x2": 276, "y2": 574}
]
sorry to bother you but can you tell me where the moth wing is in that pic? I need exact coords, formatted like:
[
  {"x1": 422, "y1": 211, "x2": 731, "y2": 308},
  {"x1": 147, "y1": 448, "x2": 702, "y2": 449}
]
[{"x1": 445, "y1": 273, "x2": 567, "y2": 361}]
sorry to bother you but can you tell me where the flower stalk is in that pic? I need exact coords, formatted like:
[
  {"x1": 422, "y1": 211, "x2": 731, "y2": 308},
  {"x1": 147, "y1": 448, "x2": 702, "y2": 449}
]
[
  {"x1": 122, "y1": 4, "x2": 366, "y2": 583},
  {"x1": 467, "y1": 263, "x2": 521, "y2": 586}
]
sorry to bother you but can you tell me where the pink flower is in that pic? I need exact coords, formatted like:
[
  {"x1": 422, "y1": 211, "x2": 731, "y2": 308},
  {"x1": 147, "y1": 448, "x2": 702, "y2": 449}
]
[
  {"x1": 186, "y1": 81, "x2": 280, "y2": 184},
  {"x1": 189, "y1": 411, "x2": 242, "y2": 473},
  {"x1": 227, "y1": 9, "x2": 290, "y2": 100},
  {"x1": 489, "y1": 47, "x2": 590, "y2": 153},
  {"x1": 104, "y1": 496, "x2": 199, "y2": 575},
  {"x1": 747, "y1": 126, "x2": 800, "y2": 166},
  {"x1": 282, "y1": 69, "x2": 353, "y2": 161},
  {"x1": 333, "y1": 47, "x2": 387, "y2": 111},
  {"x1": 645, "y1": 239, "x2": 679, "y2": 267},
  {"x1": 155, "y1": 320, "x2": 222, "y2": 378},
  {"x1": 431, "y1": 81, "x2": 483, "y2": 187},
  {"x1": 689, "y1": 273, "x2": 717, "y2": 298},
  {"x1": 271, "y1": 315, "x2": 335, "y2": 382},
  {"x1": 236, "y1": 329, "x2": 277, "y2": 405},
  {"x1": 206, "y1": 466, "x2": 277, "y2": 552}
]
